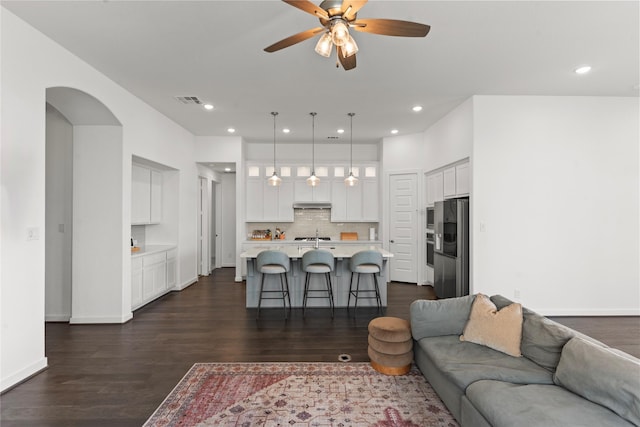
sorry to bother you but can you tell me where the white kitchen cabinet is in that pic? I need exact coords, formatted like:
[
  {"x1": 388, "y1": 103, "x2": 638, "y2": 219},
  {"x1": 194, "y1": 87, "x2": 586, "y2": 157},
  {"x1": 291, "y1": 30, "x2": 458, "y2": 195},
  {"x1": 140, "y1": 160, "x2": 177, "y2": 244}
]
[
  {"x1": 166, "y1": 248, "x2": 177, "y2": 289},
  {"x1": 426, "y1": 160, "x2": 470, "y2": 205},
  {"x1": 131, "y1": 164, "x2": 162, "y2": 225},
  {"x1": 426, "y1": 171, "x2": 444, "y2": 206},
  {"x1": 132, "y1": 164, "x2": 151, "y2": 224},
  {"x1": 150, "y1": 170, "x2": 162, "y2": 223},
  {"x1": 132, "y1": 247, "x2": 176, "y2": 311},
  {"x1": 245, "y1": 164, "x2": 294, "y2": 222},
  {"x1": 330, "y1": 164, "x2": 379, "y2": 222},
  {"x1": 455, "y1": 162, "x2": 470, "y2": 196},
  {"x1": 131, "y1": 257, "x2": 143, "y2": 309},
  {"x1": 443, "y1": 167, "x2": 456, "y2": 198}
]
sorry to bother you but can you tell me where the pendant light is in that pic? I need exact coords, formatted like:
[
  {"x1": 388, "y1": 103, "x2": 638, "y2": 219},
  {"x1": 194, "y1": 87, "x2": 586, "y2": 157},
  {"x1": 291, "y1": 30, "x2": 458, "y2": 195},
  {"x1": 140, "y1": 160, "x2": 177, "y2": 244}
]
[
  {"x1": 306, "y1": 112, "x2": 320, "y2": 187},
  {"x1": 345, "y1": 112, "x2": 358, "y2": 187},
  {"x1": 268, "y1": 112, "x2": 282, "y2": 187}
]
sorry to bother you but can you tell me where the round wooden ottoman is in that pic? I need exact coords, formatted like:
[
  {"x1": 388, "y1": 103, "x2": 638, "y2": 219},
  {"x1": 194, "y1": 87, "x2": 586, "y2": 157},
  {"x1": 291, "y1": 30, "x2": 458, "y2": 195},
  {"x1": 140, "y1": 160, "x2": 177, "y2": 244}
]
[{"x1": 368, "y1": 316, "x2": 413, "y2": 375}]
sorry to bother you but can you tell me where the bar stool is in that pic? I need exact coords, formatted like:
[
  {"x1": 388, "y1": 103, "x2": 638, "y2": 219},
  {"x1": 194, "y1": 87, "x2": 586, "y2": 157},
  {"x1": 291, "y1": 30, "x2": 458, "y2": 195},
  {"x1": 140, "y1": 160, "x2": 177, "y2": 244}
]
[
  {"x1": 256, "y1": 250, "x2": 291, "y2": 319},
  {"x1": 302, "y1": 249, "x2": 335, "y2": 317},
  {"x1": 348, "y1": 250, "x2": 383, "y2": 314}
]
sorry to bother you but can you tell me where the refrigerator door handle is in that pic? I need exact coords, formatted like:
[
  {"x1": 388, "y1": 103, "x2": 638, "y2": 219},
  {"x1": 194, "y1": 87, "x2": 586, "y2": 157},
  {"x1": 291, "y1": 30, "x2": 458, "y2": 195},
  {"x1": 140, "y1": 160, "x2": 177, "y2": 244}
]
[{"x1": 435, "y1": 233, "x2": 442, "y2": 251}]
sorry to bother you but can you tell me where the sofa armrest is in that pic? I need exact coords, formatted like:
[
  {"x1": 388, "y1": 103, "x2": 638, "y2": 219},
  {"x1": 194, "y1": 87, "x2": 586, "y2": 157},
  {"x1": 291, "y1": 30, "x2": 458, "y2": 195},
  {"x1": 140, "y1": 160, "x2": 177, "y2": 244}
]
[{"x1": 410, "y1": 294, "x2": 476, "y2": 340}]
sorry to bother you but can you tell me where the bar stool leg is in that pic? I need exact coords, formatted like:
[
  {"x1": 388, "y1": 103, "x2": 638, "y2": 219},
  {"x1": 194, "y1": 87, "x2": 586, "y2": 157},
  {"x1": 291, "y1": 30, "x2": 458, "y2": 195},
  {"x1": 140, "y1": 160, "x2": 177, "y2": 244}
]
[
  {"x1": 303, "y1": 272, "x2": 310, "y2": 316},
  {"x1": 279, "y1": 272, "x2": 289, "y2": 319},
  {"x1": 373, "y1": 273, "x2": 382, "y2": 311},
  {"x1": 325, "y1": 272, "x2": 334, "y2": 318},
  {"x1": 256, "y1": 272, "x2": 266, "y2": 320}
]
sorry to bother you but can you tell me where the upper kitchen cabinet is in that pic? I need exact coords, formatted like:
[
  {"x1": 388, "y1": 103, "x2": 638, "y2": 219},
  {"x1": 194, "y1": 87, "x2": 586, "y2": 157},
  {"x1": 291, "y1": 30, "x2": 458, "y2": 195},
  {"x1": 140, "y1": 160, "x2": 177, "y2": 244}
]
[
  {"x1": 331, "y1": 164, "x2": 379, "y2": 222},
  {"x1": 246, "y1": 164, "x2": 294, "y2": 222},
  {"x1": 132, "y1": 164, "x2": 162, "y2": 225},
  {"x1": 293, "y1": 166, "x2": 330, "y2": 202},
  {"x1": 426, "y1": 159, "x2": 470, "y2": 206}
]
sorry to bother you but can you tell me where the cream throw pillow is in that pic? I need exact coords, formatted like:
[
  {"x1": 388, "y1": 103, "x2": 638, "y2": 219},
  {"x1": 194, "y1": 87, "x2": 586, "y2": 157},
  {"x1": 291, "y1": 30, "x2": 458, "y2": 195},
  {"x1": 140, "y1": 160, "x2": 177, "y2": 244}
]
[{"x1": 460, "y1": 294, "x2": 523, "y2": 357}]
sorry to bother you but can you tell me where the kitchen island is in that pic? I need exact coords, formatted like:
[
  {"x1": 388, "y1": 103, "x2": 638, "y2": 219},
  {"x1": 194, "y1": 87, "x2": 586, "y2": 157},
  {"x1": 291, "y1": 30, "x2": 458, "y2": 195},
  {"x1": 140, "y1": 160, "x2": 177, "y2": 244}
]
[{"x1": 240, "y1": 244, "x2": 393, "y2": 309}]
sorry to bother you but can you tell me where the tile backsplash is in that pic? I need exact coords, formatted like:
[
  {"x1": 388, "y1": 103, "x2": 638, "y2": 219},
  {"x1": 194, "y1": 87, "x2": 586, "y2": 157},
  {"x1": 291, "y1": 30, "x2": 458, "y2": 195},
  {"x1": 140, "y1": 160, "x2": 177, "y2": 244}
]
[{"x1": 248, "y1": 209, "x2": 378, "y2": 241}]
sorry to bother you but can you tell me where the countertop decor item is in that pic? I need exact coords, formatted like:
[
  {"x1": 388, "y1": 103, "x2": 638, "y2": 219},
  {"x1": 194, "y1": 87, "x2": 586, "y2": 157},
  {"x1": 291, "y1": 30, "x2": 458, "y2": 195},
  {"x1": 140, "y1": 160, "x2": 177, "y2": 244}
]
[{"x1": 143, "y1": 362, "x2": 455, "y2": 426}]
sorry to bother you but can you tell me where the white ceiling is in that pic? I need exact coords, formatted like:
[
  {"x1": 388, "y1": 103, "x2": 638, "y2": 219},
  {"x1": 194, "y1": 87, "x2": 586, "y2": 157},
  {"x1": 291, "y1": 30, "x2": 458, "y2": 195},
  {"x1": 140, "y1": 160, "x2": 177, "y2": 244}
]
[{"x1": 3, "y1": 0, "x2": 638, "y2": 144}]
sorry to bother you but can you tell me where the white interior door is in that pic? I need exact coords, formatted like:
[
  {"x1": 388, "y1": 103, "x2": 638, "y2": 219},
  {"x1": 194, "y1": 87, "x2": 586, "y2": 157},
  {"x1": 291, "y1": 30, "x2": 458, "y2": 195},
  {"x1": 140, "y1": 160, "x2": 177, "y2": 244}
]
[
  {"x1": 198, "y1": 177, "x2": 209, "y2": 276},
  {"x1": 389, "y1": 173, "x2": 418, "y2": 283}
]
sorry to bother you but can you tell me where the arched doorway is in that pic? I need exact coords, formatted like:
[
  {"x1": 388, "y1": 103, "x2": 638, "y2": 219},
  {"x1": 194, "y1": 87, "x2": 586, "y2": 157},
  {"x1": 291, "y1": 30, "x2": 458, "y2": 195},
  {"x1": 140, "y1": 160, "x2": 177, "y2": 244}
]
[{"x1": 45, "y1": 87, "x2": 127, "y2": 323}]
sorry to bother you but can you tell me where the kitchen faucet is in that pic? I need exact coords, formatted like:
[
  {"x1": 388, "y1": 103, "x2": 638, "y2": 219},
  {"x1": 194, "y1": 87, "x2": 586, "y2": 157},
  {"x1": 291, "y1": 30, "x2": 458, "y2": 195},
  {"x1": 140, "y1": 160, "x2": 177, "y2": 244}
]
[{"x1": 314, "y1": 228, "x2": 319, "y2": 249}]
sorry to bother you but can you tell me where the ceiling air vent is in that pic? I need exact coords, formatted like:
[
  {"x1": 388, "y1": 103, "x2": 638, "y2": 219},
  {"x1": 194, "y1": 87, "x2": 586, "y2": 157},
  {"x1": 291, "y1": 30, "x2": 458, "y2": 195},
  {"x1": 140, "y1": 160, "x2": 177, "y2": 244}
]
[
  {"x1": 175, "y1": 96, "x2": 203, "y2": 105},
  {"x1": 327, "y1": 136, "x2": 339, "y2": 140}
]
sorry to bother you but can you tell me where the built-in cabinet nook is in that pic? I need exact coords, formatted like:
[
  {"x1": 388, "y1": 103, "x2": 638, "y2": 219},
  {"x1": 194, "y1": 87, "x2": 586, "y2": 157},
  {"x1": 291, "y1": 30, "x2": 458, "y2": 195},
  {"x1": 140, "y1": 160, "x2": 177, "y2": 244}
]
[{"x1": 130, "y1": 156, "x2": 179, "y2": 311}]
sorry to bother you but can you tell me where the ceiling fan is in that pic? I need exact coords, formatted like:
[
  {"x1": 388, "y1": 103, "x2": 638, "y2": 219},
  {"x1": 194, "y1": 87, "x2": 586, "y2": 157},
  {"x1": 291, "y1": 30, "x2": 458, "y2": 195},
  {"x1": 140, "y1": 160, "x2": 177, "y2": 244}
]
[{"x1": 264, "y1": 0, "x2": 430, "y2": 71}]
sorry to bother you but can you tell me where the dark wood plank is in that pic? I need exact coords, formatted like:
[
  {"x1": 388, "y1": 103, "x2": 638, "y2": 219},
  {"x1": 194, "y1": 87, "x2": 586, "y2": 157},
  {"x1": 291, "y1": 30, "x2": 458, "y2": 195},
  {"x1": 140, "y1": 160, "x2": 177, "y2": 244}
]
[{"x1": 0, "y1": 268, "x2": 637, "y2": 426}]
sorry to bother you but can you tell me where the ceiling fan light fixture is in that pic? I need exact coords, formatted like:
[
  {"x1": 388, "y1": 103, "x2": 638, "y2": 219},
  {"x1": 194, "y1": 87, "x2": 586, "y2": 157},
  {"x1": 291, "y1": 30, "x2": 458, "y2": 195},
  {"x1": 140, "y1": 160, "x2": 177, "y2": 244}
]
[
  {"x1": 341, "y1": 34, "x2": 358, "y2": 58},
  {"x1": 331, "y1": 20, "x2": 350, "y2": 46},
  {"x1": 315, "y1": 32, "x2": 333, "y2": 57}
]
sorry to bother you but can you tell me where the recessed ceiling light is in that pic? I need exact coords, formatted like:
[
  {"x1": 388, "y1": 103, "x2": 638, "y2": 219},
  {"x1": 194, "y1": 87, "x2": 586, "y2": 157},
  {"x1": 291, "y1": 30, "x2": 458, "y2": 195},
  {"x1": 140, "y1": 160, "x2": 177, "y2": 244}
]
[
  {"x1": 574, "y1": 65, "x2": 591, "y2": 75},
  {"x1": 203, "y1": 104, "x2": 214, "y2": 110},
  {"x1": 391, "y1": 129, "x2": 399, "y2": 134},
  {"x1": 337, "y1": 129, "x2": 345, "y2": 134},
  {"x1": 282, "y1": 128, "x2": 290, "y2": 134},
  {"x1": 227, "y1": 128, "x2": 236, "y2": 133},
  {"x1": 224, "y1": 167, "x2": 231, "y2": 172},
  {"x1": 412, "y1": 105, "x2": 423, "y2": 112}
]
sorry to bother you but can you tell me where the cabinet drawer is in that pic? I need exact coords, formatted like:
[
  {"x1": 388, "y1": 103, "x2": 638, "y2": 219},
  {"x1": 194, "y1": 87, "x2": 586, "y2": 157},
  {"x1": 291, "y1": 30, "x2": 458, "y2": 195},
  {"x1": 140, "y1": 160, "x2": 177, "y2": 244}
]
[
  {"x1": 143, "y1": 252, "x2": 166, "y2": 266},
  {"x1": 132, "y1": 257, "x2": 143, "y2": 270},
  {"x1": 166, "y1": 248, "x2": 177, "y2": 260}
]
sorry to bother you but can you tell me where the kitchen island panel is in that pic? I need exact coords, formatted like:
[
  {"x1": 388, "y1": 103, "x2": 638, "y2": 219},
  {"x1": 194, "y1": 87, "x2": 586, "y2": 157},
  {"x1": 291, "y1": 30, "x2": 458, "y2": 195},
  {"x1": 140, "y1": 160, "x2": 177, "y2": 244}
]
[{"x1": 242, "y1": 246, "x2": 392, "y2": 309}]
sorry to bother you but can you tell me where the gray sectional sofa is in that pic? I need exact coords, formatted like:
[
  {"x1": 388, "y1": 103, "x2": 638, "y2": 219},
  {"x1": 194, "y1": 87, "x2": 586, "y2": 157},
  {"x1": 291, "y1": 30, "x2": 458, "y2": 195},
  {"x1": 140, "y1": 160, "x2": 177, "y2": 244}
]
[{"x1": 410, "y1": 294, "x2": 640, "y2": 427}]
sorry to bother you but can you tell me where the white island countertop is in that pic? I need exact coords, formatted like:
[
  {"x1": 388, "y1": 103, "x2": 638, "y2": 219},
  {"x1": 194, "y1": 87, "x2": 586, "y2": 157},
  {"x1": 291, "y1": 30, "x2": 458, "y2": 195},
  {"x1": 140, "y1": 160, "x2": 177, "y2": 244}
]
[{"x1": 240, "y1": 245, "x2": 392, "y2": 259}]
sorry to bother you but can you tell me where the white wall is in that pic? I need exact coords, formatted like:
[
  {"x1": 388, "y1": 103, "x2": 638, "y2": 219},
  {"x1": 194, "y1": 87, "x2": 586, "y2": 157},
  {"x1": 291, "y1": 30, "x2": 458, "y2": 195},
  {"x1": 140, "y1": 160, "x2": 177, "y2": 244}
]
[
  {"x1": 245, "y1": 141, "x2": 379, "y2": 162},
  {"x1": 423, "y1": 98, "x2": 474, "y2": 172},
  {"x1": 71, "y1": 125, "x2": 127, "y2": 323},
  {"x1": 45, "y1": 104, "x2": 73, "y2": 321},
  {"x1": 1, "y1": 9, "x2": 198, "y2": 390},
  {"x1": 472, "y1": 96, "x2": 639, "y2": 315}
]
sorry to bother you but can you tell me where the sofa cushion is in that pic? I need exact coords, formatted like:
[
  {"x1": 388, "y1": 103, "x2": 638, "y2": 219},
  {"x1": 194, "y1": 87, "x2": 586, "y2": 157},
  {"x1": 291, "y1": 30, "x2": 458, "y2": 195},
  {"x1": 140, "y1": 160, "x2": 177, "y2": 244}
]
[
  {"x1": 554, "y1": 336, "x2": 640, "y2": 426},
  {"x1": 491, "y1": 295, "x2": 575, "y2": 371},
  {"x1": 466, "y1": 380, "x2": 636, "y2": 427},
  {"x1": 461, "y1": 294, "x2": 523, "y2": 357},
  {"x1": 415, "y1": 335, "x2": 553, "y2": 390},
  {"x1": 410, "y1": 294, "x2": 475, "y2": 340}
]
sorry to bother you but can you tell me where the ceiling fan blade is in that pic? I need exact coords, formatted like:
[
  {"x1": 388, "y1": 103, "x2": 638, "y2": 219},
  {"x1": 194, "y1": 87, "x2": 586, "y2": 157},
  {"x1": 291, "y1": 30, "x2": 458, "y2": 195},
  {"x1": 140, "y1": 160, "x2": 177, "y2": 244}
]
[
  {"x1": 282, "y1": 0, "x2": 329, "y2": 20},
  {"x1": 341, "y1": 0, "x2": 368, "y2": 21},
  {"x1": 338, "y1": 47, "x2": 357, "y2": 71},
  {"x1": 352, "y1": 18, "x2": 430, "y2": 37},
  {"x1": 264, "y1": 27, "x2": 325, "y2": 53}
]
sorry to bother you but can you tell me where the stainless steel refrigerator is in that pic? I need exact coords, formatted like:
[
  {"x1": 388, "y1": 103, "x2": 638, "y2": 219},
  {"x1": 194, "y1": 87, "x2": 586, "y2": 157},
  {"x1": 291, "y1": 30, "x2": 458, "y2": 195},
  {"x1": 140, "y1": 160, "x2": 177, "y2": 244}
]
[{"x1": 434, "y1": 198, "x2": 469, "y2": 299}]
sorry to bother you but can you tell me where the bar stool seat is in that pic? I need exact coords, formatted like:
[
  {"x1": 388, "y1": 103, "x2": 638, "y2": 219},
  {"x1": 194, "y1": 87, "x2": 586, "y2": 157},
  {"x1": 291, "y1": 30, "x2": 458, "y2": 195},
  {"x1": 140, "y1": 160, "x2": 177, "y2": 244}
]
[
  {"x1": 302, "y1": 249, "x2": 335, "y2": 317},
  {"x1": 256, "y1": 250, "x2": 291, "y2": 319},
  {"x1": 348, "y1": 250, "x2": 383, "y2": 314}
]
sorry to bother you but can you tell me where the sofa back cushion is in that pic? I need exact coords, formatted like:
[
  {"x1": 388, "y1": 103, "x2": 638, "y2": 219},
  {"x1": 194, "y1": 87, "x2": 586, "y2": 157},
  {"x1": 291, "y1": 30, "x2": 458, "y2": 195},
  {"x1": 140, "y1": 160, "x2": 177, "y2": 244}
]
[
  {"x1": 410, "y1": 295, "x2": 476, "y2": 340},
  {"x1": 554, "y1": 336, "x2": 640, "y2": 426},
  {"x1": 490, "y1": 295, "x2": 575, "y2": 371}
]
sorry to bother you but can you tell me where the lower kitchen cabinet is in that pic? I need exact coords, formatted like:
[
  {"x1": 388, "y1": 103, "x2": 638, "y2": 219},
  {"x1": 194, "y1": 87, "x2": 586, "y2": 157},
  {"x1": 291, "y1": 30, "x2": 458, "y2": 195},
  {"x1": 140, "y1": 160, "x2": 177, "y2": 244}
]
[{"x1": 131, "y1": 247, "x2": 176, "y2": 311}]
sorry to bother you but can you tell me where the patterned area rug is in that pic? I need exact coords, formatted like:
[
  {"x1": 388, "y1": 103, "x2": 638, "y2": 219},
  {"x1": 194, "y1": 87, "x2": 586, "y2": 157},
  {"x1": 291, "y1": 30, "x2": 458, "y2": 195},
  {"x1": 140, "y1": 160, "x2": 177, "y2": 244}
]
[{"x1": 144, "y1": 362, "x2": 458, "y2": 427}]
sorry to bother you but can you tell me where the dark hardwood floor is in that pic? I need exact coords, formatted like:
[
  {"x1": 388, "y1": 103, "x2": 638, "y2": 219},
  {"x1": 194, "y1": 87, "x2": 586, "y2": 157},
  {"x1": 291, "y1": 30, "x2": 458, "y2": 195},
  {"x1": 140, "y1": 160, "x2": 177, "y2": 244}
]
[{"x1": 1, "y1": 268, "x2": 638, "y2": 426}]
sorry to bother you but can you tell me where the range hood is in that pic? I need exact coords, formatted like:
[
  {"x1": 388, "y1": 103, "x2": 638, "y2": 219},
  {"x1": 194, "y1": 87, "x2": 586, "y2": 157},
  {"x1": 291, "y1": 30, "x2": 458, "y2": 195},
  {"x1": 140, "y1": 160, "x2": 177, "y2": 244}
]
[{"x1": 292, "y1": 202, "x2": 332, "y2": 209}]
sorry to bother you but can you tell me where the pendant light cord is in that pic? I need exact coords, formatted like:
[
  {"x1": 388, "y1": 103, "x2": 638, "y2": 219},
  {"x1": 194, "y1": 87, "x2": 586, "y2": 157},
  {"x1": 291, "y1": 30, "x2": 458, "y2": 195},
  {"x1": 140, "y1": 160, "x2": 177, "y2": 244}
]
[
  {"x1": 348, "y1": 112, "x2": 355, "y2": 173},
  {"x1": 271, "y1": 112, "x2": 278, "y2": 170},
  {"x1": 310, "y1": 112, "x2": 317, "y2": 173}
]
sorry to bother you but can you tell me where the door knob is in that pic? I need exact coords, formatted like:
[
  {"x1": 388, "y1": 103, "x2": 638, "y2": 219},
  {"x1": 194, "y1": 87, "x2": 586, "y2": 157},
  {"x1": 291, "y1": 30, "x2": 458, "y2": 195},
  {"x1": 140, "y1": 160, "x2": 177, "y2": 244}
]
[{"x1": 390, "y1": 240, "x2": 395, "y2": 243}]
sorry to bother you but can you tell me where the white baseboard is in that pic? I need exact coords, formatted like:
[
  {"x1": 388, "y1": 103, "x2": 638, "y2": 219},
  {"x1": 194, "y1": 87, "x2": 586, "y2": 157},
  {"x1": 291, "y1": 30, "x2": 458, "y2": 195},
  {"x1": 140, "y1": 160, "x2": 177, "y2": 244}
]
[
  {"x1": 69, "y1": 312, "x2": 133, "y2": 324},
  {"x1": 1, "y1": 357, "x2": 48, "y2": 393},
  {"x1": 174, "y1": 277, "x2": 197, "y2": 291},
  {"x1": 235, "y1": 276, "x2": 243, "y2": 282},
  {"x1": 45, "y1": 314, "x2": 71, "y2": 322}
]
